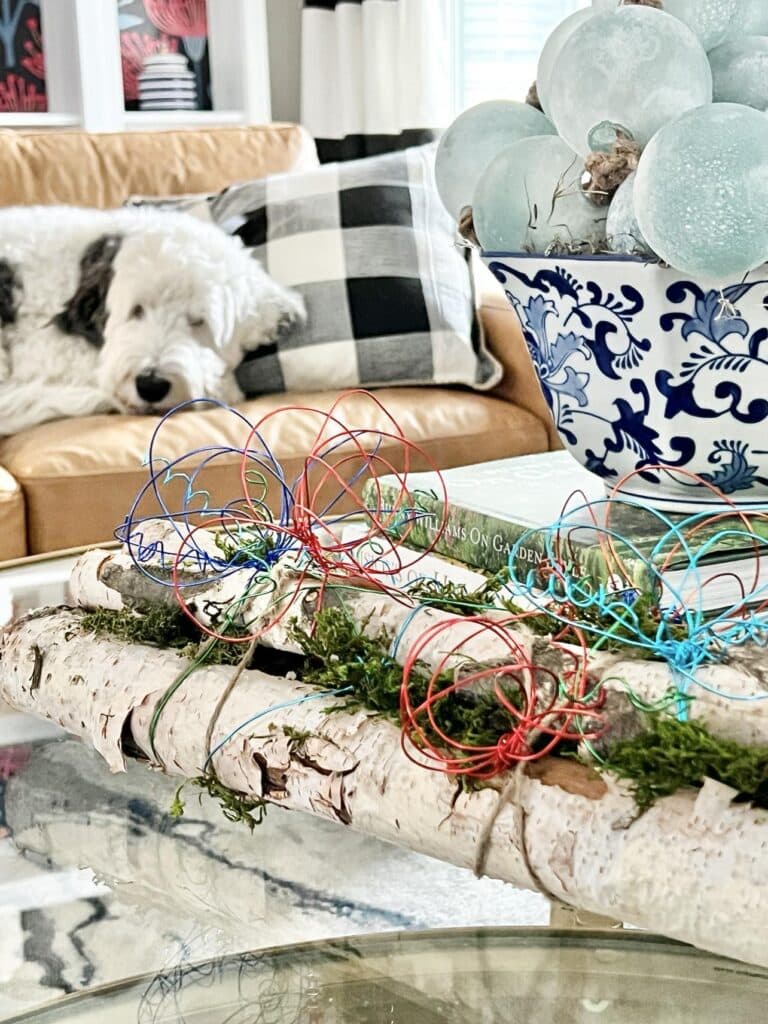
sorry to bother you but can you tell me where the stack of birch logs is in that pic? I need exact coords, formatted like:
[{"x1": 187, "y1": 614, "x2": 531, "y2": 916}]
[{"x1": 2, "y1": 523, "x2": 768, "y2": 968}]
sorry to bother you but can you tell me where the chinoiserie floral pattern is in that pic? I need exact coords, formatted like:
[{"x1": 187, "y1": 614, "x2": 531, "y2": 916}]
[{"x1": 485, "y1": 255, "x2": 768, "y2": 508}]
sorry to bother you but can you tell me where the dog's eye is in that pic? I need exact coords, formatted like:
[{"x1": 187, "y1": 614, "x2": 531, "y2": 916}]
[
  {"x1": 188, "y1": 316, "x2": 205, "y2": 329},
  {"x1": 130, "y1": 304, "x2": 145, "y2": 320}
]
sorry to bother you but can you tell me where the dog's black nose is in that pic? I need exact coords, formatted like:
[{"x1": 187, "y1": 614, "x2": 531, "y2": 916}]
[{"x1": 135, "y1": 372, "x2": 171, "y2": 404}]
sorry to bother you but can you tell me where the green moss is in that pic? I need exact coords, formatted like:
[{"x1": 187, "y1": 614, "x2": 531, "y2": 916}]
[
  {"x1": 291, "y1": 606, "x2": 526, "y2": 753},
  {"x1": 408, "y1": 575, "x2": 687, "y2": 659},
  {"x1": 81, "y1": 604, "x2": 198, "y2": 650},
  {"x1": 170, "y1": 774, "x2": 268, "y2": 831},
  {"x1": 601, "y1": 716, "x2": 768, "y2": 811},
  {"x1": 81, "y1": 606, "x2": 249, "y2": 666}
]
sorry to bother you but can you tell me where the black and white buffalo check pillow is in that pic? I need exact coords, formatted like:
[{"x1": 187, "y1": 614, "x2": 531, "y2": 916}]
[{"x1": 205, "y1": 146, "x2": 502, "y2": 396}]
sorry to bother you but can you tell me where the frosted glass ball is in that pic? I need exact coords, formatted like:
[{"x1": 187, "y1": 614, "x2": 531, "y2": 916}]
[
  {"x1": 591, "y1": 0, "x2": 618, "y2": 8},
  {"x1": 664, "y1": 0, "x2": 740, "y2": 51},
  {"x1": 606, "y1": 172, "x2": 652, "y2": 255},
  {"x1": 473, "y1": 135, "x2": 607, "y2": 253},
  {"x1": 741, "y1": 0, "x2": 768, "y2": 35},
  {"x1": 537, "y1": 8, "x2": 595, "y2": 114},
  {"x1": 709, "y1": 36, "x2": 768, "y2": 110},
  {"x1": 435, "y1": 100, "x2": 554, "y2": 221},
  {"x1": 634, "y1": 103, "x2": 768, "y2": 281},
  {"x1": 548, "y1": 7, "x2": 712, "y2": 158}
]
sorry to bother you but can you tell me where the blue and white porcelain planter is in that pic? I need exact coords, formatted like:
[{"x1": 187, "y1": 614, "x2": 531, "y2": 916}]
[{"x1": 483, "y1": 253, "x2": 768, "y2": 512}]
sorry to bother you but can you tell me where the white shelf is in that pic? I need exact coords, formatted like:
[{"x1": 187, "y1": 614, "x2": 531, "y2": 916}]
[
  {"x1": 0, "y1": 112, "x2": 80, "y2": 128},
  {"x1": 123, "y1": 109, "x2": 246, "y2": 129}
]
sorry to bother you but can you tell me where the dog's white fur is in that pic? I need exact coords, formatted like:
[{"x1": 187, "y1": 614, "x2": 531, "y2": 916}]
[{"x1": 0, "y1": 205, "x2": 304, "y2": 436}]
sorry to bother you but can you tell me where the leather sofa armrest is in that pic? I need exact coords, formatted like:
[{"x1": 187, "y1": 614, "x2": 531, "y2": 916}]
[
  {"x1": 0, "y1": 466, "x2": 26, "y2": 561},
  {"x1": 479, "y1": 291, "x2": 562, "y2": 451}
]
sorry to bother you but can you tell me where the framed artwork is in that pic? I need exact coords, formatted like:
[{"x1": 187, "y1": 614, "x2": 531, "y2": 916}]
[
  {"x1": 118, "y1": 0, "x2": 212, "y2": 111},
  {"x1": 0, "y1": 0, "x2": 46, "y2": 112}
]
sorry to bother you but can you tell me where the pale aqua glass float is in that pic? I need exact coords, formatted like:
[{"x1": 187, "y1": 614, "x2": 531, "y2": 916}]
[
  {"x1": 473, "y1": 135, "x2": 606, "y2": 253},
  {"x1": 634, "y1": 103, "x2": 768, "y2": 280},
  {"x1": 606, "y1": 172, "x2": 651, "y2": 255},
  {"x1": 536, "y1": 7, "x2": 594, "y2": 114},
  {"x1": 709, "y1": 36, "x2": 768, "y2": 110},
  {"x1": 434, "y1": 100, "x2": 554, "y2": 221},
  {"x1": 663, "y1": 0, "x2": 741, "y2": 50},
  {"x1": 547, "y1": 7, "x2": 712, "y2": 158},
  {"x1": 741, "y1": 0, "x2": 768, "y2": 35}
]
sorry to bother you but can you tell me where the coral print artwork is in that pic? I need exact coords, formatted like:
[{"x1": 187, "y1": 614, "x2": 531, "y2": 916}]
[
  {"x1": 119, "y1": 0, "x2": 211, "y2": 110},
  {"x1": 0, "y1": 0, "x2": 46, "y2": 113}
]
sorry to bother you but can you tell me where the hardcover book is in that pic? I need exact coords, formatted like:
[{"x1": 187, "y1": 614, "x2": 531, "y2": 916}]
[{"x1": 362, "y1": 452, "x2": 768, "y2": 610}]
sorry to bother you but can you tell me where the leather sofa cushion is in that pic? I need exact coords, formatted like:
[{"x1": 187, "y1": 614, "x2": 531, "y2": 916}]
[
  {"x1": 0, "y1": 124, "x2": 319, "y2": 209},
  {"x1": 0, "y1": 390, "x2": 549, "y2": 555},
  {"x1": 0, "y1": 467, "x2": 26, "y2": 561}
]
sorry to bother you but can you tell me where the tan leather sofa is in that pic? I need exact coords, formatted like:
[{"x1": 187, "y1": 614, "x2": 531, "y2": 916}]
[{"x1": 0, "y1": 124, "x2": 557, "y2": 562}]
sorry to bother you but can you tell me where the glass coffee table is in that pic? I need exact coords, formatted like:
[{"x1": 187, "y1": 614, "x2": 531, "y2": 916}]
[
  {"x1": 9, "y1": 928, "x2": 768, "y2": 1023},
  {"x1": 3, "y1": 553, "x2": 767, "y2": 1023}
]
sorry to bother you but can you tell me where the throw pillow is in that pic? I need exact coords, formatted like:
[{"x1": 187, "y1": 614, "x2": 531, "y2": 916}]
[{"x1": 129, "y1": 146, "x2": 502, "y2": 396}]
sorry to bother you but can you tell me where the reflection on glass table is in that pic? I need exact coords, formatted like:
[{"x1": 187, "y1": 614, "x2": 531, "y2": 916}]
[
  {"x1": 0, "y1": 738, "x2": 548, "y2": 1020},
  {"x1": 9, "y1": 928, "x2": 768, "y2": 1024}
]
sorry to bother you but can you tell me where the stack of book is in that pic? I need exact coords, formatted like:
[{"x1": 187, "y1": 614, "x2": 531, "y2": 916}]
[{"x1": 353, "y1": 451, "x2": 768, "y2": 615}]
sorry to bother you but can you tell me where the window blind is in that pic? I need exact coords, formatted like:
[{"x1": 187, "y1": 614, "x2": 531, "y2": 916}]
[{"x1": 455, "y1": 0, "x2": 588, "y2": 112}]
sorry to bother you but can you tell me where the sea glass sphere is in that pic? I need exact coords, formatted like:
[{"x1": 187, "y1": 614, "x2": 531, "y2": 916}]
[
  {"x1": 537, "y1": 8, "x2": 594, "y2": 114},
  {"x1": 434, "y1": 101, "x2": 554, "y2": 221},
  {"x1": 473, "y1": 135, "x2": 607, "y2": 253},
  {"x1": 663, "y1": 0, "x2": 741, "y2": 51},
  {"x1": 606, "y1": 172, "x2": 651, "y2": 255},
  {"x1": 709, "y1": 36, "x2": 768, "y2": 110},
  {"x1": 740, "y1": 0, "x2": 768, "y2": 35},
  {"x1": 634, "y1": 103, "x2": 768, "y2": 280},
  {"x1": 548, "y1": 7, "x2": 712, "y2": 158}
]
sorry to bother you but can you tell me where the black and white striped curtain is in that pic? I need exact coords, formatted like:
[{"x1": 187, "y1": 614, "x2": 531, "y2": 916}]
[{"x1": 301, "y1": 0, "x2": 451, "y2": 163}]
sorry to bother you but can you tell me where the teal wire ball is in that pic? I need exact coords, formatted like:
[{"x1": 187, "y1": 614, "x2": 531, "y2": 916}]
[
  {"x1": 537, "y1": 8, "x2": 594, "y2": 115},
  {"x1": 606, "y1": 172, "x2": 652, "y2": 256},
  {"x1": 634, "y1": 103, "x2": 768, "y2": 280},
  {"x1": 548, "y1": 7, "x2": 712, "y2": 158},
  {"x1": 741, "y1": 0, "x2": 768, "y2": 34},
  {"x1": 473, "y1": 135, "x2": 607, "y2": 253},
  {"x1": 663, "y1": 0, "x2": 741, "y2": 51},
  {"x1": 434, "y1": 100, "x2": 554, "y2": 221},
  {"x1": 709, "y1": 36, "x2": 768, "y2": 110}
]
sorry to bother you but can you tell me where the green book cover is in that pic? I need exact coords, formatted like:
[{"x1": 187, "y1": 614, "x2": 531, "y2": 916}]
[{"x1": 362, "y1": 452, "x2": 768, "y2": 595}]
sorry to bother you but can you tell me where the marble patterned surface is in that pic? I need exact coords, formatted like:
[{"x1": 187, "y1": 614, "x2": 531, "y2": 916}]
[{"x1": 0, "y1": 735, "x2": 549, "y2": 1021}]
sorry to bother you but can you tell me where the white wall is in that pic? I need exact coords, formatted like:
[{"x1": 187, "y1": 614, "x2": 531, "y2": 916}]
[{"x1": 266, "y1": 0, "x2": 303, "y2": 123}]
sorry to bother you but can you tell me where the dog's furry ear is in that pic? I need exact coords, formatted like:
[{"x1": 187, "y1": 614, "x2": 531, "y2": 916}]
[
  {"x1": 0, "y1": 259, "x2": 20, "y2": 326},
  {"x1": 54, "y1": 234, "x2": 123, "y2": 347},
  {"x1": 208, "y1": 255, "x2": 306, "y2": 355}
]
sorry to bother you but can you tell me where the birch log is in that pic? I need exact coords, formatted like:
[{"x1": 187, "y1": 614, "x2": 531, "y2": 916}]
[
  {"x1": 68, "y1": 546, "x2": 538, "y2": 675},
  {"x1": 70, "y1": 547, "x2": 768, "y2": 748},
  {"x1": 1, "y1": 607, "x2": 768, "y2": 968}
]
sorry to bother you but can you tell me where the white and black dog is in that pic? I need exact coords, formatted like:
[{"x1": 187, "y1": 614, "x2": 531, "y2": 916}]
[{"x1": 0, "y1": 205, "x2": 305, "y2": 436}]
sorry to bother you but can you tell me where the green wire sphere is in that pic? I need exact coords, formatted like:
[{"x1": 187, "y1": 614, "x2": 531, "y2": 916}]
[{"x1": 634, "y1": 103, "x2": 768, "y2": 281}]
